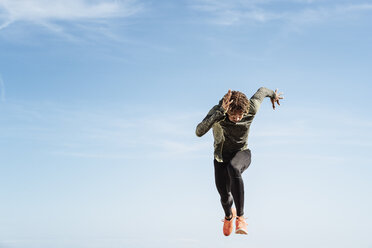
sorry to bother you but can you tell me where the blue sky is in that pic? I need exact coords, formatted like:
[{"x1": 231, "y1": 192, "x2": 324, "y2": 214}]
[{"x1": 0, "y1": 0, "x2": 372, "y2": 247}]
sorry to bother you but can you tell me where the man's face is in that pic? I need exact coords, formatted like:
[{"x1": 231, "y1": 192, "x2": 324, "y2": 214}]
[{"x1": 227, "y1": 110, "x2": 244, "y2": 123}]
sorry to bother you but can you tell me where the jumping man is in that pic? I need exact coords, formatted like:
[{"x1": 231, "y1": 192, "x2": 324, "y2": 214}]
[{"x1": 195, "y1": 87, "x2": 284, "y2": 236}]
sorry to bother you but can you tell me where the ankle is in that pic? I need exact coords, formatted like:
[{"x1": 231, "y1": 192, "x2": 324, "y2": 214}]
[{"x1": 225, "y1": 215, "x2": 233, "y2": 221}]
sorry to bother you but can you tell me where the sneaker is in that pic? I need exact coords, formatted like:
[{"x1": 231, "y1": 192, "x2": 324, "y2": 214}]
[
  {"x1": 235, "y1": 216, "x2": 248, "y2": 235},
  {"x1": 222, "y1": 208, "x2": 236, "y2": 236}
]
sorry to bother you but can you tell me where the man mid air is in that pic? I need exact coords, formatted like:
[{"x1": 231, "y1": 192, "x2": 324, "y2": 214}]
[{"x1": 195, "y1": 87, "x2": 283, "y2": 236}]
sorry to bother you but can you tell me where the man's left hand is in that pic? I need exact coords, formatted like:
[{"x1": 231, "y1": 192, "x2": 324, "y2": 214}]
[{"x1": 271, "y1": 88, "x2": 284, "y2": 110}]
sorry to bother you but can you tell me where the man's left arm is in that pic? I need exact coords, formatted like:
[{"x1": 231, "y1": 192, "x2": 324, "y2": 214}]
[{"x1": 249, "y1": 87, "x2": 284, "y2": 115}]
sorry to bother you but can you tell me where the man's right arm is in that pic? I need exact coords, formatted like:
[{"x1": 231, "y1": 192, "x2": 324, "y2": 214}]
[{"x1": 195, "y1": 105, "x2": 226, "y2": 137}]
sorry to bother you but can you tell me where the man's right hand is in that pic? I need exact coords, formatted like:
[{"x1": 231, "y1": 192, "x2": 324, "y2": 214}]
[{"x1": 222, "y1": 89, "x2": 234, "y2": 112}]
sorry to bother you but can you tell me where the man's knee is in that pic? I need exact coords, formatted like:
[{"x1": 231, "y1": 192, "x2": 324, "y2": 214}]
[
  {"x1": 220, "y1": 193, "x2": 233, "y2": 205},
  {"x1": 227, "y1": 165, "x2": 242, "y2": 178}
]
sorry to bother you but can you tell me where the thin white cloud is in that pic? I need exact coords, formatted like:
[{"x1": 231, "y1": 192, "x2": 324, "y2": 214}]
[
  {"x1": 189, "y1": 0, "x2": 372, "y2": 26},
  {"x1": 291, "y1": 3, "x2": 372, "y2": 24},
  {"x1": 190, "y1": 0, "x2": 281, "y2": 25},
  {"x1": 0, "y1": 19, "x2": 11, "y2": 29},
  {"x1": 0, "y1": 74, "x2": 5, "y2": 102},
  {"x1": 343, "y1": 3, "x2": 372, "y2": 11},
  {"x1": 0, "y1": 102, "x2": 211, "y2": 161},
  {"x1": 0, "y1": 0, "x2": 142, "y2": 31},
  {"x1": 2, "y1": 102, "x2": 371, "y2": 164}
]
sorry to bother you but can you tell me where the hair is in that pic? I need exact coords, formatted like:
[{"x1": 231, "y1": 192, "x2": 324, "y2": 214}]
[{"x1": 223, "y1": 90, "x2": 250, "y2": 114}]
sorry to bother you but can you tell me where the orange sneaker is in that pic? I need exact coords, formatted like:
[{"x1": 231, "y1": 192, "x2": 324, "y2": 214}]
[
  {"x1": 222, "y1": 208, "x2": 236, "y2": 236},
  {"x1": 235, "y1": 216, "x2": 248, "y2": 235}
]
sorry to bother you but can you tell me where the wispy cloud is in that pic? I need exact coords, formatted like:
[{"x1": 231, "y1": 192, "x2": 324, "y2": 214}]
[
  {"x1": 289, "y1": 3, "x2": 372, "y2": 25},
  {"x1": 189, "y1": 0, "x2": 372, "y2": 26},
  {"x1": 252, "y1": 107, "x2": 372, "y2": 146},
  {"x1": 190, "y1": 0, "x2": 282, "y2": 25},
  {"x1": 2, "y1": 102, "x2": 371, "y2": 165},
  {"x1": 0, "y1": 102, "x2": 210, "y2": 161},
  {"x1": 0, "y1": 0, "x2": 142, "y2": 32},
  {"x1": 0, "y1": 74, "x2": 5, "y2": 102}
]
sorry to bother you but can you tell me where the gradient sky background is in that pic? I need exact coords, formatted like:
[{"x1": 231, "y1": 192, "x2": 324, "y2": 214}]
[{"x1": 1, "y1": 0, "x2": 372, "y2": 248}]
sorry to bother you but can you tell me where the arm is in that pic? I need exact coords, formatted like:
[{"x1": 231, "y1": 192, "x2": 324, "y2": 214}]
[
  {"x1": 195, "y1": 90, "x2": 234, "y2": 137},
  {"x1": 195, "y1": 104, "x2": 226, "y2": 137},
  {"x1": 248, "y1": 87, "x2": 275, "y2": 115}
]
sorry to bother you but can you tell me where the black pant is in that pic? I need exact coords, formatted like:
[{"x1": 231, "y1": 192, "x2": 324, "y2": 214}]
[{"x1": 214, "y1": 149, "x2": 251, "y2": 217}]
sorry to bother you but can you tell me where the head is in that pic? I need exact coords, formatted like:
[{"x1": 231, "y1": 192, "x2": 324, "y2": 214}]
[{"x1": 223, "y1": 90, "x2": 250, "y2": 123}]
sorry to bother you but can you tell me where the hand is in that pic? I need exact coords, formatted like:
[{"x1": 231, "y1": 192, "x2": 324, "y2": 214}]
[
  {"x1": 271, "y1": 88, "x2": 284, "y2": 110},
  {"x1": 222, "y1": 89, "x2": 234, "y2": 112}
]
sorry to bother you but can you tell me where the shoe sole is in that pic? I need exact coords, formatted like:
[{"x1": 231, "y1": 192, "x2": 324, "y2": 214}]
[{"x1": 235, "y1": 228, "x2": 248, "y2": 235}]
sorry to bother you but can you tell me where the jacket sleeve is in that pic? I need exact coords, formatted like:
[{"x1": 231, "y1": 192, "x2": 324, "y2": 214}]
[
  {"x1": 248, "y1": 87, "x2": 275, "y2": 115},
  {"x1": 195, "y1": 104, "x2": 226, "y2": 137}
]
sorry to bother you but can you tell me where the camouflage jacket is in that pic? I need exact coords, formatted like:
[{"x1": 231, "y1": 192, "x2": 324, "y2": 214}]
[{"x1": 195, "y1": 87, "x2": 275, "y2": 162}]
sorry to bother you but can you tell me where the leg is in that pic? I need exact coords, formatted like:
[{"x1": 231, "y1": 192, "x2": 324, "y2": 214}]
[
  {"x1": 214, "y1": 159, "x2": 233, "y2": 217},
  {"x1": 227, "y1": 149, "x2": 251, "y2": 217}
]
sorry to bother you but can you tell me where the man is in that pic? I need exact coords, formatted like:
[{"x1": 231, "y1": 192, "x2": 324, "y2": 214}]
[{"x1": 195, "y1": 87, "x2": 283, "y2": 236}]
